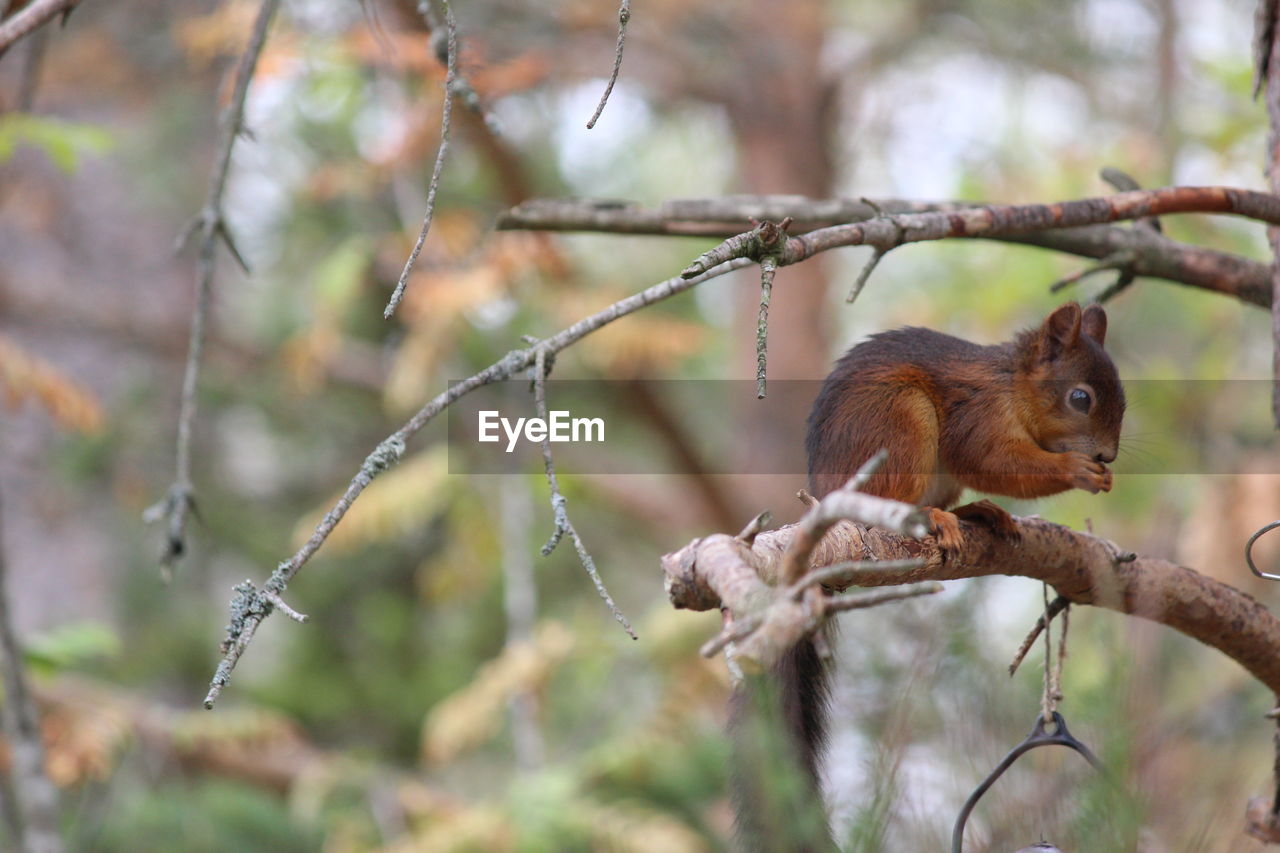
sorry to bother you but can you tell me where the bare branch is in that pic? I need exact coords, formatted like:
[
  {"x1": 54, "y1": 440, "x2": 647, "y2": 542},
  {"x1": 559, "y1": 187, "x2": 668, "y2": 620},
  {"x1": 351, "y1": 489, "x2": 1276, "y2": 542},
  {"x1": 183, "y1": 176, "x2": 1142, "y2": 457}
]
[
  {"x1": 1007, "y1": 595, "x2": 1069, "y2": 676},
  {"x1": 749, "y1": 217, "x2": 790, "y2": 398},
  {"x1": 385, "y1": 0, "x2": 457, "y2": 319},
  {"x1": 532, "y1": 346, "x2": 635, "y2": 638},
  {"x1": 498, "y1": 194, "x2": 1274, "y2": 308},
  {"x1": 662, "y1": 507, "x2": 1280, "y2": 697},
  {"x1": 585, "y1": 0, "x2": 630, "y2": 129},
  {"x1": 151, "y1": 0, "x2": 281, "y2": 574},
  {"x1": 755, "y1": 254, "x2": 776, "y2": 399},
  {"x1": 0, "y1": 0, "x2": 81, "y2": 58},
  {"x1": 688, "y1": 186, "x2": 1280, "y2": 279},
  {"x1": 825, "y1": 582, "x2": 942, "y2": 613},
  {"x1": 202, "y1": 257, "x2": 752, "y2": 705},
  {"x1": 0, "y1": 492, "x2": 63, "y2": 853}
]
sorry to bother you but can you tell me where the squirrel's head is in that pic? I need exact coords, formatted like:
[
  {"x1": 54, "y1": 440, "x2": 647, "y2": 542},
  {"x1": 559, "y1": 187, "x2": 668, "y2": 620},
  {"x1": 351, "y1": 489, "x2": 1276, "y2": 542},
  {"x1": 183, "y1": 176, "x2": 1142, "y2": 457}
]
[{"x1": 1015, "y1": 302, "x2": 1125, "y2": 464}]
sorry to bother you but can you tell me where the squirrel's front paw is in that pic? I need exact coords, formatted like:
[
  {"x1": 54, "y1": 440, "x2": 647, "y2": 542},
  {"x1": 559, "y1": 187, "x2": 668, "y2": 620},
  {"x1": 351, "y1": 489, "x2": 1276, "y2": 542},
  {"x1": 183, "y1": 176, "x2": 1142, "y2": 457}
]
[
  {"x1": 1064, "y1": 451, "x2": 1112, "y2": 493},
  {"x1": 924, "y1": 508, "x2": 965, "y2": 553}
]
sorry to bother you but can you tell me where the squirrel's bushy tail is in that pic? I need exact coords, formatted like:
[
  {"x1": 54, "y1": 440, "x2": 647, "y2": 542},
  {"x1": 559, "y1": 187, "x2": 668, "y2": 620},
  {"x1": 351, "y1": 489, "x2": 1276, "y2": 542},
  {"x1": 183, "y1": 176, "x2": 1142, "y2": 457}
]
[{"x1": 729, "y1": 630, "x2": 838, "y2": 852}]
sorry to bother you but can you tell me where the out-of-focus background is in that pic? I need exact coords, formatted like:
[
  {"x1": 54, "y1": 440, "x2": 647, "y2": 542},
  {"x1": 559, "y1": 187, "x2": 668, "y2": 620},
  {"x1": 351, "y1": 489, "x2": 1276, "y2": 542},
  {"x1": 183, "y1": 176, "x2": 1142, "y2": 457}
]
[{"x1": 1, "y1": 0, "x2": 1279, "y2": 850}]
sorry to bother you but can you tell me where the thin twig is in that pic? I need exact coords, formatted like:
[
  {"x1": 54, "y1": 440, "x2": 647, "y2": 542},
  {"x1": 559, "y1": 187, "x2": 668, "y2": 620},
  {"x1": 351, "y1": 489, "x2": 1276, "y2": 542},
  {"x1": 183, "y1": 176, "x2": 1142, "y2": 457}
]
[
  {"x1": 201, "y1": 258, "x2": 752, "y2": 706},
  {"x1": 585, "y1": 0, "x2": 630, "y2": 129},
  {"x1": 1008, "y1": 594, "x2": 1069, "y2": 676},
  {"x1": 1048, "y1": 250, "x2": 1136, "y2": 292},
  {"x1": 0, "y1": 0, "x2": 80, "y2": 58},
  {"x1": 1041, "y1": 583, "x2": 1056, "y2": 724},
  {"x1": 846, "y1": 247, "x2": 890, "y2": 304},
  {"x1": 417, "y1": 0, "x2": 496, "y2": 132},
  {"x1": 786, "y1": 558, "x2": 925, "y2": 598},
  {"x1": 0, "y1": 491, "x2": 64, "y2": 853},
  {"x1": 825, "y1": 582, "x2": 943, "y2": 613},
  {"x1": 845, "y1": 197, "x2": 902, "y2": 304},
  {"x1": 698, "y1": 581, "x2": 941, "y2": 658},
  {"x1": 533, "y1": 347, "x2": 635, "y2": 638},
  {"x1": 384, "y1": 0, "x2": 457, "y2": 319},
  {"x1": 755, "y1": 254, "x2": 776, "y2": 398},
  {"x1": 150, "y1": 0, "x2": 281, "y2": 575}
]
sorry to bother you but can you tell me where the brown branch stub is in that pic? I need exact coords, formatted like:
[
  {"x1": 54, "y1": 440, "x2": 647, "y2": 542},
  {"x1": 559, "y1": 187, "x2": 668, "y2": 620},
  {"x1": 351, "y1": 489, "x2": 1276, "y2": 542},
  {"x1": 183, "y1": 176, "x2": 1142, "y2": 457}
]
[
  {"x1": 585, "y1": 0, "x2": 630, "y2": 129},
  {"x1": 0, "y1": 0, "x2": 82, "y2": 58},
  {"x1": 736, "y1": 511, "x2": 772, "y2": 547}
]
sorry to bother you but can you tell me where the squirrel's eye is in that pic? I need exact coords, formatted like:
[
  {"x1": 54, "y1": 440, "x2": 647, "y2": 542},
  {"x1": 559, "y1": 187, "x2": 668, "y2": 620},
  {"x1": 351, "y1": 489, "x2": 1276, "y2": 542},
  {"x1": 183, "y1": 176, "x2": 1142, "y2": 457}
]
[{"x1": 1068, "y1": 387, "x2": 1092, "y2": 413}]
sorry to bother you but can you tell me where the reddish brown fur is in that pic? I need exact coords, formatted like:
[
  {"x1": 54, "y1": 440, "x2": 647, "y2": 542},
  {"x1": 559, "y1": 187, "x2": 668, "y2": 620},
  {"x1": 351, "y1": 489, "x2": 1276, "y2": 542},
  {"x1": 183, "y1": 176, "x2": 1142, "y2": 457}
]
[
  {"x1": 806, "y1": 302, "x2": 1124, "y2": 548},
  {"x1": 742, "y1": 304, "x2": 1125, "y2": 850}
]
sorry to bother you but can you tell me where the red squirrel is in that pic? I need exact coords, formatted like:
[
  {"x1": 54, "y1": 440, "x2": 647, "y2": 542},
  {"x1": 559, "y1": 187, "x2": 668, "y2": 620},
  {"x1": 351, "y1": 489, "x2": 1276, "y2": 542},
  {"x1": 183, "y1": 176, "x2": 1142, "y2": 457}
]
[{"x1": 736, "y1": 302, "x2": 1124, "y2": 850}]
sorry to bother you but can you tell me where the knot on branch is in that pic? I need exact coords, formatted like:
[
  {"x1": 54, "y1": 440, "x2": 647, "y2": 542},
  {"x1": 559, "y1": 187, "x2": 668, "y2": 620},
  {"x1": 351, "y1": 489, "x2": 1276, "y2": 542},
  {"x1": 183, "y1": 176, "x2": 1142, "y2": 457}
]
[
  {"x1": 680, "y1": 217, "x2": 794, "y2": 279},
  {"x1": 362, "y1": 436, "x2": 406, "y2": 476},
  {"x1": 220, "y1": 580, "x2": 273, "y2": 655}
]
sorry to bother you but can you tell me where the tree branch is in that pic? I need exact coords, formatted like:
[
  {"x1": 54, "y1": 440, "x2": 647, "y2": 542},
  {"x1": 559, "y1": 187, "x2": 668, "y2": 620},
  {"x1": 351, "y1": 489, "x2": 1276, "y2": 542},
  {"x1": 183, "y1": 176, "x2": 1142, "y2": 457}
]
[
  {"x1": 150, "y1": 0, "x2": 281, "y2": 576},
  {"x1": 662, "y1": 505, "x2": 1280, "y2": 696},
  {"x1": 684, "y1": 186, "x2": 1280, "y2": 278},
  {"x1": 0, "y1": 0, "x2": 81, "y2": 59},
  {"x1": 584, "y1": 0, "x2": 630, "y2": 129},
  {"x1": 384, "y1": 0, "x2": 457, "y2": 319},
  {"x1": 202, "y1": 257, "x2": 753, "y2": 706},
  {"x1": 498, "y1": 194, "x2": 1273, "y2": 308}
]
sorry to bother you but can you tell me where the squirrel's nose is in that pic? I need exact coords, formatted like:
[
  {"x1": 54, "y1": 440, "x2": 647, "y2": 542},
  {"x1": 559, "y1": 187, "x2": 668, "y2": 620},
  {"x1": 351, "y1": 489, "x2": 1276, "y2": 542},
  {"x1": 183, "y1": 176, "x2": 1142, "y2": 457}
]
[{"x1": 1095, "y1": 449, "x2": 1116, "y2": 464}]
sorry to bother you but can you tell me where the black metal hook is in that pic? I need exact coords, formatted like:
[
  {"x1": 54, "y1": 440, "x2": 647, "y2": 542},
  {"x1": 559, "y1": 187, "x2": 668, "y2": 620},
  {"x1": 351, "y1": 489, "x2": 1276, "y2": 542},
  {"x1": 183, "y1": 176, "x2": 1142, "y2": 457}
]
[
  {"x1": 1246, "y1": 521, "x2": 1280, "y2": 582},
  {"x1": 951, "y1": 711, "x2": 1102, "y2": 853}
]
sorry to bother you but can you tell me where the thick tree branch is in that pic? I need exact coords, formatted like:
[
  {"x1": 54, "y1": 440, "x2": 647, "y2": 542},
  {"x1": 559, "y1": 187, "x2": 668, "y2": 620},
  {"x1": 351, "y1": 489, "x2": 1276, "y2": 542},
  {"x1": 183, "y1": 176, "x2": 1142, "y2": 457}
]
[
  {"x1": 685, "y1": 186, "x2": 1280, "y2": 277},
  {"x1": 0, "y1": 0, "x2": 81, "y2": 58},
  {"x1": 662, "y1": 504, "x2": 1280, "y2": 696},
  {"x1": 498, "y1": 194, "x2": 1273, "y2": 308}
]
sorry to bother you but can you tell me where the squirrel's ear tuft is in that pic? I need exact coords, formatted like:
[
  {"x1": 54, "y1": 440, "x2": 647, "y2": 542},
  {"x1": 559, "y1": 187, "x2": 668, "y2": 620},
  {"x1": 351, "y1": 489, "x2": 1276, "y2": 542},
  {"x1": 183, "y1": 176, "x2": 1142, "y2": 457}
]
[
  {"x1": 1040, "y1": 303, "x2": 1082, "y2": 361},
  {"x1": 1081, "y1": 303, "x2": 1107, "y2": 346}
]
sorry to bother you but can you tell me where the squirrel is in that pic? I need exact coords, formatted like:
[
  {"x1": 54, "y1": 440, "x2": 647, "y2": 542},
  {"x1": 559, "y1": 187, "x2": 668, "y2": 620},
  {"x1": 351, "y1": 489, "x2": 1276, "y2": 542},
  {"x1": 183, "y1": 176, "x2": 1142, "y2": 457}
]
[{"x1": 734, "y1": 302, "x2": 1124, "y2": 851}]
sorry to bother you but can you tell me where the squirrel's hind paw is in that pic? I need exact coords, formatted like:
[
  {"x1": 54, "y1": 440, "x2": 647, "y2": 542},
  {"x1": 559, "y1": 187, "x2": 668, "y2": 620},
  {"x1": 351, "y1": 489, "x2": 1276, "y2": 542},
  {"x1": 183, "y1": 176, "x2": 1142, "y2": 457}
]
[{"x1": 951, "y1": 499, "x2": 1021, "y2": 540}]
